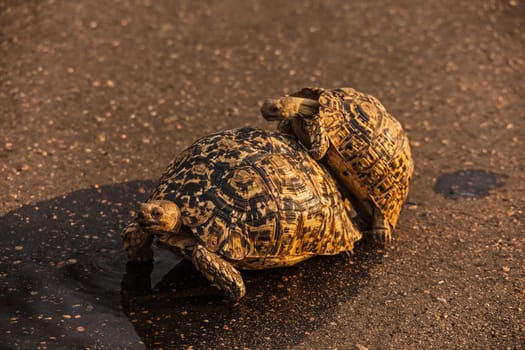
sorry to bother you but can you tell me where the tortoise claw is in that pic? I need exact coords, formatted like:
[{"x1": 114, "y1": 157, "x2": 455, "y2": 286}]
[{"x1": 370, "y1": 228, "x2": 392, "y2": 244}]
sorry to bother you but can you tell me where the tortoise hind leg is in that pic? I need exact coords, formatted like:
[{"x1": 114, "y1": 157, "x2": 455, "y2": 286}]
[
  {"x1": 191, "y1": 244, "x2": 246, "y2": 300},
  {"x1": 371, "y1": 208, "x2": 392, "y2": 243}
]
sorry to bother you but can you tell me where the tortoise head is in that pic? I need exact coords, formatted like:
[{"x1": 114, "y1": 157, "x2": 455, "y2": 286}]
[
  {"x1": 261, "y1": 96, "x2": 320, "y2": 121},
  {"x1": 136, "y1": 199, "x2": 182, "y2": 233}
]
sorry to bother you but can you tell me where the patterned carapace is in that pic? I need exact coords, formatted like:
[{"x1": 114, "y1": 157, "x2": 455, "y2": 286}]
[
  {"x1": 121, "y1": 127, "x2": 362, "y2": 299},
  {"x1": 261, "y1": 87, "x2": 414, "y2": 242}
]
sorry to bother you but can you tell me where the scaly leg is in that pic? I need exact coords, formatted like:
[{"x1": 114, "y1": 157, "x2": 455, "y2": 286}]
[
  {"x1": 121, "y1": 222, "x2": 154, "y2": 262},
  {"x1": 303, "y1": 114, "x2": 329, "y2": 160},
  {"x1": 371, "y1": 208, "x2": 392, "y2": 243},
  {"x1": 191, "y1": 244, "x2": 246, "y2": 300},
  {"x1": 277, "y1": 120, "x2": 293, "y2": 134}
]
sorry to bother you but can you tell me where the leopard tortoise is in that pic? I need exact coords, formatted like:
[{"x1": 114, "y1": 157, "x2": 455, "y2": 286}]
[
  {"x1": 261, "y1": 87, "x2": 414, "y2": 242},
  {"x1": 121, "y1": 127, "x2": 362, "y2": 300}
]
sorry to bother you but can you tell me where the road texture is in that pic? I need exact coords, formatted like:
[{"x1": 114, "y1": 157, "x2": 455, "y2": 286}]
[{"x1": 1, "y1": 0, "x2": 524, "y2": 349}]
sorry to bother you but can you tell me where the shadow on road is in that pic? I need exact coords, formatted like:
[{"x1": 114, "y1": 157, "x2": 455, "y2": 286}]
[{"x1": 0, "y1": 180, "x2": 383, "y2": 349}]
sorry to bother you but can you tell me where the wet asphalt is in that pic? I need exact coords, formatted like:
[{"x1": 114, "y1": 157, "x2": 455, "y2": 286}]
[{"x1": 1, "y1": 1, "x2": 524, "y2": 349}]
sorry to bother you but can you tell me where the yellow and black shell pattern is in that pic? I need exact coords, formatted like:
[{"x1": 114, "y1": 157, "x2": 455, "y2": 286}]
[
  {"x1": 293, "y1": 87, "x2": 414, "y2": 229},
  {"x1": 149, "y1": 127, "x2": 362, "y2": 270}
]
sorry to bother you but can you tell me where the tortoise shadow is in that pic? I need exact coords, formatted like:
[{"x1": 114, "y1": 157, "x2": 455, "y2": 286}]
[
  {"x1": 121, "y1": 240, "x2": 384, "y2": 349},
  {"x1": 0, "y1": 180, "x2": 384, "y2": 349},
  {"x1": 0, "y1": 180, "x2": 161, "y2": 349}
]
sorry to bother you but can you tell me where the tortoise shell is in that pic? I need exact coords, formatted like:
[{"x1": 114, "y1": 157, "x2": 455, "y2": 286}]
[
  {"x1": 149, "y1": 127, "x2": 361, "y2": 269},
  {"x1": 291, "y1": 87, "x2": 414, "y2": 231}
]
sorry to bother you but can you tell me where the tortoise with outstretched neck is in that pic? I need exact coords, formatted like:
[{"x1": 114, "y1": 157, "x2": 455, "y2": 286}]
[
  {"x1": 261, "y1": 87, "x2": 414, "y2": 242},
  {"x1": 121, "y1": 127, "x2": 362, "y2": 300}
]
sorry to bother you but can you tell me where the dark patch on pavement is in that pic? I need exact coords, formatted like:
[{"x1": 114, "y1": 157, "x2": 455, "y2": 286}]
[{"x1": 434, "y1": 169, "x2": 508, "y2": 200}]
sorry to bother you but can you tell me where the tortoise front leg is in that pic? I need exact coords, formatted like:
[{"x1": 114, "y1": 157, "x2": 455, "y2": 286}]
[
  {"x1": 121, "y1": 222, "x2": 154, "y2": 262},
  {"x1": 303, "y1": 114, "x2": 330, "y2": 160},
  {"x1": 191, "y1": 244, "x2": 246, "y2": 300},
  {"x1": 277, "y1": 120, "x2": 293, "y2": 134}
]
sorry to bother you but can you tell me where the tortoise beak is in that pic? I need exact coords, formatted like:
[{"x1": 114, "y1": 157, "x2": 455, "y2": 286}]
[
  {"x1": 135, "y1": 207, "x2": 163, "y2": 230},
  {"x1": 136, "y1": 207, "x2": 152, "y2": 224}
]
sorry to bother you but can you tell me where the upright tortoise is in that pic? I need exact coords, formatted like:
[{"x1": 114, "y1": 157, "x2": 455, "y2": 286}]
[
  {"x1": 121, "y1": 127, "x2": 362, "y2": 300},
  {"x1": 261, "y1": 87, "x2": 414, "y2": 242}
]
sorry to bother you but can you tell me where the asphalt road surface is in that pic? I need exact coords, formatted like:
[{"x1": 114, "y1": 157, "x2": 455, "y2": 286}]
[{"x1": 1, "y1": 1, "x2": 524, "y2": 349}]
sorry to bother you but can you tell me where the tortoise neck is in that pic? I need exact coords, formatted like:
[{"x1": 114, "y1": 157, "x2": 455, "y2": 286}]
[{"x1": 296, "y1": 98, "x2": 319, "y2": 117}]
